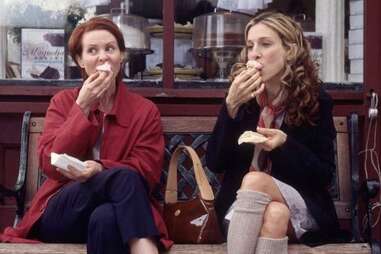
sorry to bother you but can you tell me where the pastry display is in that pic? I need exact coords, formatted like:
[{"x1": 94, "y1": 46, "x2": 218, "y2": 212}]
[
  {"x1": 100, "y1": 13, "x2": 150, "y2": 52},
  {"x1": 192, "y1": 12, "x2": 250, "y2": 49},
  {"x1": 120, "y1": 23, "x2": 147, "y2": 49},
  {"x1": 192, "y1": 11, "x2": 250, "y2": 79},
  {"x1": 143, "y1": 65, "x2": 202, "y2": 80},
  {"x1": 30, "y1": 66, "x2": 60, "y2": 79},
  {"x1": 147, "y1": 22, "x2": 193, "y2": 39},
  {"x1": 43, "y1": 33, "x2": 65, "y2": 47}
]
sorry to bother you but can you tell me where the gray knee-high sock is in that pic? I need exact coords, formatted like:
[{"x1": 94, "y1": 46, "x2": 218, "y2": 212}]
[
  {"x1": 255, "y1": 237, "x2": 288, "y2": 254},
  {"x1": 227, "y1": 190, "x2": 271, "y2": 254}
]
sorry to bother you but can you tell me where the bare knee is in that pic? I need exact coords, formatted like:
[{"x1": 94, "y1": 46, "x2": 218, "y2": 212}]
[
  {"x1": 261, "y1": 202, "x2": 290, "y2": 238},
  {"x1": 241, "y1": 171, "x2": 272, "y2": 193}
]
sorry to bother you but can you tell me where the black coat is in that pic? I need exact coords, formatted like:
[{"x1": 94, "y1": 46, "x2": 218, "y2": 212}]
[{"x1": 206, "y1": 88, "x2": 342, "y2": 245}]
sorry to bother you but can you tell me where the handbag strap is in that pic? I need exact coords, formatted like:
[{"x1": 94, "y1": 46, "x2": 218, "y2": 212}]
[{"x1": 165, "y1": 145, "x2": 215, "y2": 204}]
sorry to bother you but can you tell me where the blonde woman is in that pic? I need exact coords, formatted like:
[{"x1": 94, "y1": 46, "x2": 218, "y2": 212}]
[{"x1": 206, "y1": 12, "x2": 341, "y2": 254}]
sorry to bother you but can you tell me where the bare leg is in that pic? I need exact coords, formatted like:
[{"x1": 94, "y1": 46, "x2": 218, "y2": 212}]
[{"x1": 129, "y1": 238, "x2": 158, "y2": 254}]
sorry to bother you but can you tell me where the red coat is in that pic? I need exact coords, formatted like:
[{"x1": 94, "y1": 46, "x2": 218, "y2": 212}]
[{"x1": 1, "y1": 84, "x2": 173, "y2": 249}]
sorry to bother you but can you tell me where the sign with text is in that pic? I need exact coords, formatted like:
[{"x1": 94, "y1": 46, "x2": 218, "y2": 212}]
[{"x1": 21, "y1": 28, "x2": 65, "y2": 80}]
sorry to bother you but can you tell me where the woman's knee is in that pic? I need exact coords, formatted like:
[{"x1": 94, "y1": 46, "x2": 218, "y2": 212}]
[
  {"x1": 241, "y1": 171, "x2": 272, "y2": 192},
  {"x1": 261, "y1": 202, "x2": 290, "y2": 237},
  {"x1": 113, "y1": 168, "x2": 146, "y2": 190},
  {"x1": 89, "y1": 203, "x2": 116, "y2": 230}
]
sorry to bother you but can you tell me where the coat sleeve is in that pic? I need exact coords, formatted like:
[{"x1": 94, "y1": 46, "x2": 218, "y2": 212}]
[
  {"x1": 206, "y1": 103, "x2": 244, "y2": 173},
  {"x1": 38, "y1": 90, "x2": 100, "y2": 182},
  {"x1": 100, "y1": 105, "x2": 164, "y2": 191},
  {"x1": 269, "y1": 94, "x2": 337, "y2": 188}
]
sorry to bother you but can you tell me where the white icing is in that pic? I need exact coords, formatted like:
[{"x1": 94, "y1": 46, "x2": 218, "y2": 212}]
[{"x1": 96, "y1": 62, "x2": 111, "y2": 72}]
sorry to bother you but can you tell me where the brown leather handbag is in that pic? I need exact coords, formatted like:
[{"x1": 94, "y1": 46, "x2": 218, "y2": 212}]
[{"x1": 163, "y1": 145, "x2": 224, "y2": 244}]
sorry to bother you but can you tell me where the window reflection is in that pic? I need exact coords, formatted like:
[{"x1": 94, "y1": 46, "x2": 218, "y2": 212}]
[{"x1": 0, "y1": 0, "x2": 362, "y2": 84}]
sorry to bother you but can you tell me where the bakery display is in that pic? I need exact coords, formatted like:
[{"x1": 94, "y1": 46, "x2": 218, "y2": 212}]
[
  {"x1": 100, "y1": 13, "x2": 151, "y2": 54},
  {"x1": 143, "y1": 65, "x2": 202, "y2": 80},
  {"x1": 30, "y1": 66, "x2": 60, "y2": 79},
  {"x1": 192, "y1": 11, "x2": 250, "y2": 79},
  {"x1": 192, "y1": 12, "x2": 250, "y2": 49},
  {"x1": 147, "y1": 22, "x2": 193, "y2": 39}
]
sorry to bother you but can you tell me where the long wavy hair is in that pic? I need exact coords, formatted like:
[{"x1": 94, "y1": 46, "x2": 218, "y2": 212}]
[{"x1": 230, "y1": 11, "x2": 321, "y2": 126}]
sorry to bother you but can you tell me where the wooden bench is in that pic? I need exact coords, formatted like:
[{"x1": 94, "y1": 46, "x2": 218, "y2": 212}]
[{"x1": 0, "y1": 111, "x2": 379, "y2": 254}]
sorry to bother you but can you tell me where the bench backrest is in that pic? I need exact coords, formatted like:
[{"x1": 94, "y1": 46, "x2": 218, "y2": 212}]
[{"x1": 24, "y1": 115, "x2": 352, "y2": 220}]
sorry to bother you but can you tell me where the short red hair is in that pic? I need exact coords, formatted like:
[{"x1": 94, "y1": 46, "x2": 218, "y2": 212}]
[{"x1": 68, "y1": 17, "x2": 126, "y2": 83}]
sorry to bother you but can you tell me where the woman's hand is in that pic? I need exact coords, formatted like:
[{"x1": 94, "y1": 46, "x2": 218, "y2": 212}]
[
  {"x1": 226, "y1": 67, "x2": 265, "y2": 118},
  {"x1": 256, "y1": 127, "x2": 287, "y2": 151},
  {"x1": 57, "y1": 160, "x2": 103, "y2": 182},
  {"x1": 76, "y1": 70, "x2": 114, "y2": 115}
]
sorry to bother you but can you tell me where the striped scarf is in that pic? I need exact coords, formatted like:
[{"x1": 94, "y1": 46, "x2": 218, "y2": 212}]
[{"x1": 250, "y1": 88, "x2": 287, "y2": 173}]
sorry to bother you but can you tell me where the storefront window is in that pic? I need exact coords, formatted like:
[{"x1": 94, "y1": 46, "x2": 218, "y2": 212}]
[
  {"x1": 173, "y1": 0, "x2": 362, "y2": 83},
  {"x1": 0, "y1": 0, "x2": 163, "y2": 82},
  {"x1": 0, "y1": 0, "x2": 363, "y2": 84}
]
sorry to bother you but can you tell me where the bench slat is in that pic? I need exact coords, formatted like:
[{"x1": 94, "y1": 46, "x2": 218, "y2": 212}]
[
  {"x1": 29, "y1": 116, "x2": 348, "y2": 133},
  {"x1": 161, "y1": 116, "x2": 216, "y2": 133},
  {"x1": 334, "y1": 116, "x2": 347, "y2": 133},
  {"x1": 0, "y1": 243, "x2": 371, "y2": 254}
]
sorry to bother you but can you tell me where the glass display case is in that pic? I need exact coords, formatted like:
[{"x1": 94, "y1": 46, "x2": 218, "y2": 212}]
[{"x1": 0, "y1": 0, "x2": 362, "y2": 91}]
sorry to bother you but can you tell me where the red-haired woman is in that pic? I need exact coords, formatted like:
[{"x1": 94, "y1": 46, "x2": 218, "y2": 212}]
[{"x1": 1, "y1": 17, "x2": 171, "y2": 254}]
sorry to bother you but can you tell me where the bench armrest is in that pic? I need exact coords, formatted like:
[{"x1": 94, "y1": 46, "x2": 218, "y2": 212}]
[
  {"x1": 0, "y1": 111, "x2": 31, "y2": 225},
  {"x1": 348, "y1": 113, "x2": 362, "y2": 241},
  {"x1": 349, "y1": 113, "x2": 381, "y2": 253}
]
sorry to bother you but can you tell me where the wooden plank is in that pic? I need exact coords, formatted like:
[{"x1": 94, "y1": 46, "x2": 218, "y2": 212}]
[
  {"x1": 25, "y1": 132, "x2": 41, "y2": 204},
  {"x1": 161, "y1": 116, "x2": 347, "y2": 133},
  {"x1": 30, "y1": 116, "x2": 217, "y2": 134},
  {"x1": 25, "y1": 118, "x2": 44, "y2": 202},
  {"x1": 333, "y1": 116, "x2": 347, "y2": 133},
  {"x1": 334, "y1": 201, "x2": 352, "y2": 219},
  {"x1": 0, "y1": 102, "x2": 49, "y2": 114},
  {"x1": 0, "y1": 243, "x2": 371, "y2": 254},
  {"x1": 336, "y1": 132, "x2": 351, "y2": 202},
  {"x1": 166, "y1": 243, "x2": 372, "y2": 254},
  {"x1": 30, "y1": 116, "x2": 347, "y2": 133},
  {"x1": 0, "y1": 244, "x2": 86, "y2": 254},
  {"x1": 29, "y1": 118, "x2": 44, "y2": 133},
  {"x1": 161, "y1": 116, "x2": 216, "y2": 133},
  {"x1": 0, "y1": 84, "x2": 365, "y2": 101}
]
